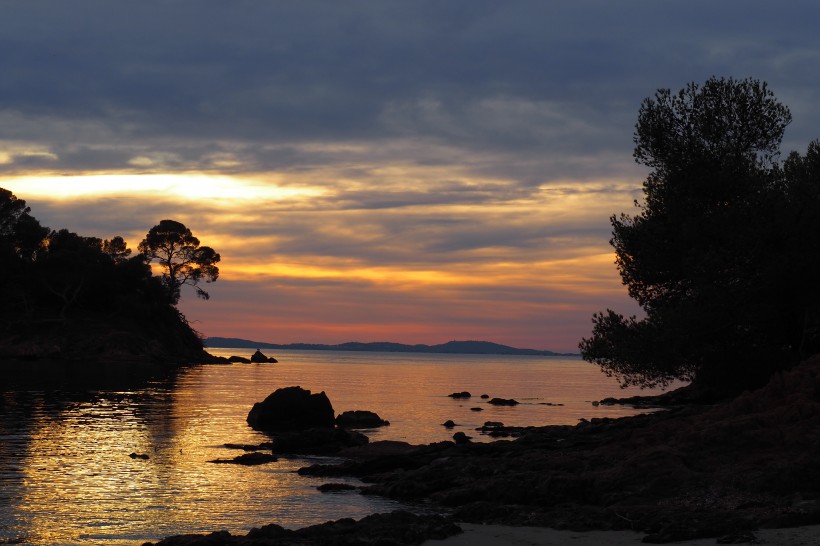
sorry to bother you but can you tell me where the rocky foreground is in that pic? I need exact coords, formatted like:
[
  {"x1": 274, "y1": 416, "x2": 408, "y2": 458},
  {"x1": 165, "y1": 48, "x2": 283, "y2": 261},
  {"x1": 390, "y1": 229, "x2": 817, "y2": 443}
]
[{"x1": 147, "y1": 356, "x2": 820, "y2": 545}]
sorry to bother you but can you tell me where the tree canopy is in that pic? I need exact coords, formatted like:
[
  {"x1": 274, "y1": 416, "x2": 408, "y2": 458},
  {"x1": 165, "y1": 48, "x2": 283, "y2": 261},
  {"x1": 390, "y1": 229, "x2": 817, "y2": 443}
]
[
  {"x1": 580, "y1": 77, "x2": 820, "y2": 397},
  {"x1": 138, "y1": 219, "x2": 220, "y2": 304},
  {"x1": 0, "y1": 192, "x2": 218, "y2": 364}
]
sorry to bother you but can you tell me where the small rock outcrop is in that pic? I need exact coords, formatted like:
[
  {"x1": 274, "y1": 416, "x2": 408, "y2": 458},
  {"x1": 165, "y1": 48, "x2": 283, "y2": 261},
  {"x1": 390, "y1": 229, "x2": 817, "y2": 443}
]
[
  {"x1": 336, "y1": 410, "x2": 390, "y2": 428},
  {"x1": 250, "y1": 349, "x2": 277, "y2": 363},
  {"x1": 488, "y1": 397, "x2": 519, "y2": 406},
  {"x1": 442, "y1": 420, "x2": 457, "y2": 428},
  {"x1": 247, "y1": 386, "x2": 335, "y2": 432},
  {"x1": 448, "y1": 391, "x2": 471, "y2": 399}
]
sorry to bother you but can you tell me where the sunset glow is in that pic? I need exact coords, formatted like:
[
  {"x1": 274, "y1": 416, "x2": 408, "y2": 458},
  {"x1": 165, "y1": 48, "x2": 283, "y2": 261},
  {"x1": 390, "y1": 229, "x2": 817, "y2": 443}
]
[
  {"x1": 2, "y1": 174, "x2": 326, "y2": 203},
  {"x1": 2, "y1": 169, "x2": 643, "y2": 352}
]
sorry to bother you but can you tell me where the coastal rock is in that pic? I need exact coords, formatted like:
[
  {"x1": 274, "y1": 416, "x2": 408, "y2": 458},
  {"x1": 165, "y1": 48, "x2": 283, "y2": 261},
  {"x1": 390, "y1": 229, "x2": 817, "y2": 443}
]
[
  {"x1": 228, "y1": 355, "x2": 251, "y2": 363},
  {"x1": 250, "y1": 349, "x2": 277, "y2": 363},
  {"x1": 483, "y1": 421, "x2": 504, "y2": 428},
  {"x1": 145, "y1": 511, "x2": 461, "y2": 546},
  {"x1": 272, "y1": 427, "x2": 368, "y2": 455},
  {"x1": 337, "y1": 440, "x2": 418, "y2": 460},
  {"x1": 488, "y1": 397, "x2": 519, "y2": 406},
  {"x1": 295, "y1": 356, "x2": 820, "y2": 542},
  {"x1": 247, "y1": 386, "x2": 335, "y2": 432},
  {"x1": 470, "y1": 407, "x2": 483, "y2": 411},
  {"x1": 129, "y1": 452, "x2": 150, "y2": 460},
  {"x1": 480, "y1": 394, "x2": 490, "y2": 399},
  {"x1": 336, "y1": 410, "x2": 390, "y2": 428},
  {"x1": 453, "y1": 431, "x2": 472, "y2": 444},
  {"x1": 448, "y1": 391, "x2": 471, "y2": 399},
  {"x1": 442, "y1": 420, "x2": 457, "y2": 428}
]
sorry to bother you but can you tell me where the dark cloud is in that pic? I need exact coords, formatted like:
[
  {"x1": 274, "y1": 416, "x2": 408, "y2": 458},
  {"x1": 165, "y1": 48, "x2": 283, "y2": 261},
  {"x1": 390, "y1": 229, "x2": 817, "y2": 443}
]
[{"x1": 3, "y1": 1, "x2": 819, "y2": 180}]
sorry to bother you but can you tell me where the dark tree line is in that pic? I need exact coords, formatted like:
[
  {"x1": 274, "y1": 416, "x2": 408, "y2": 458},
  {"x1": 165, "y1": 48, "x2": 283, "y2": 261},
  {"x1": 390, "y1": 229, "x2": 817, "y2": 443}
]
[
  {"x1": 0, "y1": 188, "x2": 219, "y2": 332},
  {"x1": 580, "y1": 77, "x2": 820, "y2": 397}
]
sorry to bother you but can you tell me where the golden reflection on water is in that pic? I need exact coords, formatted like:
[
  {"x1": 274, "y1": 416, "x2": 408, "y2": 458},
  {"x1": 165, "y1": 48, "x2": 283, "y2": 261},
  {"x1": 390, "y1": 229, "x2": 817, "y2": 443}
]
[{"x1": 1, "y1": 352, "x2": 673, "y2": 545}]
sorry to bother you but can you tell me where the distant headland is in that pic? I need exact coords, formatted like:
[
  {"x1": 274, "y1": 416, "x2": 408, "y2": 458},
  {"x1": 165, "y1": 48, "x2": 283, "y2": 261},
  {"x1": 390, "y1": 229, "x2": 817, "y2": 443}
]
[{"x1": 205, "y1": 337, "x2": 577, "y2": 357}]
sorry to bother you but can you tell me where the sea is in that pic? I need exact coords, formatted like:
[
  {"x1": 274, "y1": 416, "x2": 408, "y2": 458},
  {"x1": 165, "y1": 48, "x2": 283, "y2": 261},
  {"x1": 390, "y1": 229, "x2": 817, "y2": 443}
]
[{"x1": 0, "y1": 349, "x2": 676, "y2": 545}]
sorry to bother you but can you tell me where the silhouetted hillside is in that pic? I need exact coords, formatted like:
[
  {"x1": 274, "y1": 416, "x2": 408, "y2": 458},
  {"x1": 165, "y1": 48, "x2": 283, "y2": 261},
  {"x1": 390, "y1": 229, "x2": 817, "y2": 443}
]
[
  {"x1": 0, "y1": 188, "x2": 212, "y2": 366},
  {"x1": 205, "y1": 337, "x2": 575, "y2": 356}
]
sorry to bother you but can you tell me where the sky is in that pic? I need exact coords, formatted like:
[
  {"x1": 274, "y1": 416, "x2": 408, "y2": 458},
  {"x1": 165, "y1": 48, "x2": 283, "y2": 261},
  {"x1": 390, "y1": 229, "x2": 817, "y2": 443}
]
[{"x1": 2, "y1": 1, "x2": 820, "y2": 352}]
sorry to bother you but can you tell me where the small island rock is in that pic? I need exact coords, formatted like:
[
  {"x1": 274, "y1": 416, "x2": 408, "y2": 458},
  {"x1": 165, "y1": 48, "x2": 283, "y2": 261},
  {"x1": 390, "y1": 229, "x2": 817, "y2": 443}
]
[{"x1": 251, "y1": 349, "x2": 277, "y2": 363}]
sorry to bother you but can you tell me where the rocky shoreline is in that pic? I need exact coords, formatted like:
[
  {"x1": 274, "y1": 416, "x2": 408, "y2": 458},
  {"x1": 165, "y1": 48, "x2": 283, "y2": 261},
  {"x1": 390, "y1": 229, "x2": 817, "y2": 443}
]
[{"x1": 145, "y1": 356, "x2": 820, "y2": 545}]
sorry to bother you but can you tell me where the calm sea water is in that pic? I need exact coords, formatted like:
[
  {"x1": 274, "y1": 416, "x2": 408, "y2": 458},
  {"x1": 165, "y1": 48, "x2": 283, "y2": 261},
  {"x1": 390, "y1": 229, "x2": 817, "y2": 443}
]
[{"x1": 0, "y1": 350, "x2": 672, "y2": 545}]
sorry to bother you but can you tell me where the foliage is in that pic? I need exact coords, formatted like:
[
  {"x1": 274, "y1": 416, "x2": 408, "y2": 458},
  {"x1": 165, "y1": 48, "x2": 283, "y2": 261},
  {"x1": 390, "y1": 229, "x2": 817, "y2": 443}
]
[
  {"x1": 580, "y1": 77, "x2": 820, "y2": 395},
  {"x1": 0, "y1": 191, "x2": 218, "y2": 364},
  {"x1": 138, "y1": 219, "x2": 221, "y2": 304}
]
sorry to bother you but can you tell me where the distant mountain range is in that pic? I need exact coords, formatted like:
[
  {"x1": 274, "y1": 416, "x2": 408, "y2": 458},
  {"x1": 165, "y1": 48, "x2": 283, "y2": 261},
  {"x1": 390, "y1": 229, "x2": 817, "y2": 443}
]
[{"x1": 204, "y1": 337, "x2": 577, "y2": 357}]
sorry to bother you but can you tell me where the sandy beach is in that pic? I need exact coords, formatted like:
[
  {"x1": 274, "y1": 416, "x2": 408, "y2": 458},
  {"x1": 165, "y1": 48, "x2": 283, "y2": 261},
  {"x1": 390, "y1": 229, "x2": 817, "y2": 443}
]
[{"x1": 423, "y1": 523, "x2": 820, "y2": 545}]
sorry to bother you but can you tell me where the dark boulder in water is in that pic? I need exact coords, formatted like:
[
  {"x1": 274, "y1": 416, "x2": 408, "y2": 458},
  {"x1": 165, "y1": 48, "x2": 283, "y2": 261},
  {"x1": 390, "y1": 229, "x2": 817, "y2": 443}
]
[
  {"x1": 336, "y1": 410, "x2": 389, "y2": 428},
  {"x1": 247, "y1": 386, "x2": 335, "y2": 431}
]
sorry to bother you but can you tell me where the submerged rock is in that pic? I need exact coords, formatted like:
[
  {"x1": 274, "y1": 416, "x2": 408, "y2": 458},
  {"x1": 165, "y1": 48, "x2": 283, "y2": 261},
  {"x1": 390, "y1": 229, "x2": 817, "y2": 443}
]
[
  {"x1": 208, "y1": 452, "x2": 278, "y2": 465},
  {"x1": 247, "y1": 386, "x2": 335, "y2": 432}
]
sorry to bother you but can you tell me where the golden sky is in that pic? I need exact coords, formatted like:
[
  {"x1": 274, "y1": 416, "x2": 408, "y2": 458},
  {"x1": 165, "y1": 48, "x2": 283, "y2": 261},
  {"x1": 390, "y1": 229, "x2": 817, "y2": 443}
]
[{"x1": 2, "y1": 169, "x2": 642, "y2": 352}]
